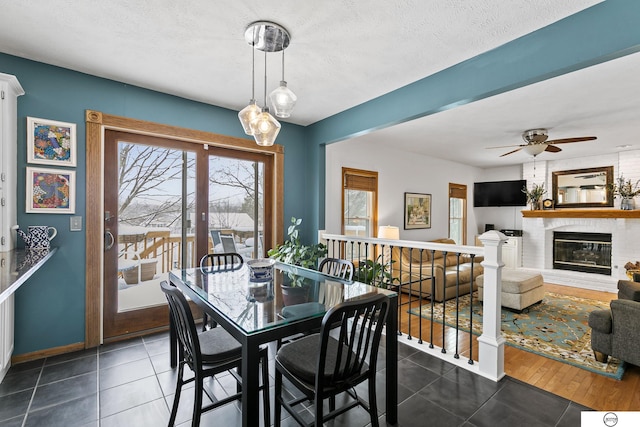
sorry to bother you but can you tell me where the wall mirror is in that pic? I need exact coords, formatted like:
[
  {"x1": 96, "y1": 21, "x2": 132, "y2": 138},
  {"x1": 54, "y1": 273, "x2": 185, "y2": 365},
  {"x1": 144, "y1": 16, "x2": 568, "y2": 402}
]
[{"x1": 552, "y1": 166, "x2": 613, "y2": 208}]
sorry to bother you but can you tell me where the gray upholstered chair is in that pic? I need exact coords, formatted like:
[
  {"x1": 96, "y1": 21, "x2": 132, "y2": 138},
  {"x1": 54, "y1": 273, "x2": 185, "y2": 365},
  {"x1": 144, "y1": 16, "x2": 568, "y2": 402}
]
[{"x1": 589, "y1": 280, "x2": 640, "y2": 366}]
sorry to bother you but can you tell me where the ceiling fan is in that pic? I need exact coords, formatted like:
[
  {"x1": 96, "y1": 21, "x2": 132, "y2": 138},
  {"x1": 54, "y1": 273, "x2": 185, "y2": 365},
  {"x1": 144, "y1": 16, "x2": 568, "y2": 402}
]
[{"x1": 487, "y1": 128, "x2": 597, "y2": 157}]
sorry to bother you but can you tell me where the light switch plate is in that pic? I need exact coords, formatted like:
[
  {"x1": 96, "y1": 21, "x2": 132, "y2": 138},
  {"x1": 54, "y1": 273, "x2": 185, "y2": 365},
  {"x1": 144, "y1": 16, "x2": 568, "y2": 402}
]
[{"x1": 70, "y1": 216, "x2": 82, "y2": 231}]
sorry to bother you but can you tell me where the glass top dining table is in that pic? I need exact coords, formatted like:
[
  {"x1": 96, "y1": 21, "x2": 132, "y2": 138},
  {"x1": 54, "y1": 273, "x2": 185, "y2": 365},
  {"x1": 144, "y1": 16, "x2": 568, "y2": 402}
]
[{"x1": 169, "y1": 261, "x2": 398, "y2": 426}]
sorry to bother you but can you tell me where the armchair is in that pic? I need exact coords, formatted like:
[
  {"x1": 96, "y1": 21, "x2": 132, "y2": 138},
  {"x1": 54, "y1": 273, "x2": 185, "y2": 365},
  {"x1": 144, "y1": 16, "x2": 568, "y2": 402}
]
[{"x1": 588, "y1": 280, "x2": 640, "y2": 366}]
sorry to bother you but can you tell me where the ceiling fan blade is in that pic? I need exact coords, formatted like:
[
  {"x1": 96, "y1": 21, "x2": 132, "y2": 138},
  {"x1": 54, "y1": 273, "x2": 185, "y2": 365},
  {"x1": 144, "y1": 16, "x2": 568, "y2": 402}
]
[
  {"x1": 545, "y1": 145, "x2": 562, "y2": 153},
  {"x1": 500, "y1": 147, "x2": 523, "y2": 157},
  {"x1": 546, "y1": 136, "x2": 597, "y2": 145},
  {"x1": 486, "y1": 144, "x2": 525, "y2": 149}
]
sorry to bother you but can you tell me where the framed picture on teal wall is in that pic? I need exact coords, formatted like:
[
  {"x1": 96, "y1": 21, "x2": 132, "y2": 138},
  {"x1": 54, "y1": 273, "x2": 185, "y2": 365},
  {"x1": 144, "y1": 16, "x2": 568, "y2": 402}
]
[
  {"x1": 26, "y1": 166, "x2": 76, "y2": 214},
  {"x1": 404, "y1": 192, "x2": 431, "y2": 230},
  {"x1": 27, "y1": 116, "x2": 77, "y2": 167}
]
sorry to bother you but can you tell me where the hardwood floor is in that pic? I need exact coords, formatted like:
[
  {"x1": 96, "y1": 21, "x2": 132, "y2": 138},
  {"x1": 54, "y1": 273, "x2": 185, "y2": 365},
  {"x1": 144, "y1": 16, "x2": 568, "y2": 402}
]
[{"x1": 398, "y1": 283, "x2": 640, "y2": 411}]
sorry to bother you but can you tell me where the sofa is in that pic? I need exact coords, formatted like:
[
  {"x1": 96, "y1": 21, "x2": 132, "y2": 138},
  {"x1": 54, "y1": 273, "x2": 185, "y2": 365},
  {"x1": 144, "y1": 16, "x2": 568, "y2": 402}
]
[
  {"x1": 391, "y1": 238, "x2": 484, "y2": 302},
  {"x1": 588, "y1": 280, "x2": 640, "y2": 366}
]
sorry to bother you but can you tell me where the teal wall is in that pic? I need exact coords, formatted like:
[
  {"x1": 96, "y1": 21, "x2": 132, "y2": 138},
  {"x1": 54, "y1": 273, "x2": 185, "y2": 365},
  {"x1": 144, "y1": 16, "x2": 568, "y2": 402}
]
[
  {"x1": 0, "y1": 54, "x2": 311, "y2": 355},
  {"x1": 3, "y1": 0, "x2": 640, "y2": 355}
]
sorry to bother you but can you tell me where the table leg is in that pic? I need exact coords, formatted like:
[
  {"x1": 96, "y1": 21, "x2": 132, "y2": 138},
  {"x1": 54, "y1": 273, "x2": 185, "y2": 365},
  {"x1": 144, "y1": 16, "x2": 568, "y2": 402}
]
[
  {"x1": 386, "y1": 293, "x2": 398, "y2": 424},
  {"x1": 241, "y1": 338, "x2": 262, "y2": 427}
]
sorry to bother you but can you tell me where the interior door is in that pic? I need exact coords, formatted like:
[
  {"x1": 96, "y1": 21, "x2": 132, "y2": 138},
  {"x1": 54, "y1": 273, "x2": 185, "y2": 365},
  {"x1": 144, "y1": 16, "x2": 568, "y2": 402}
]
[{"x1": 103, "y1": 130, "x2": 199, "y2": 339}]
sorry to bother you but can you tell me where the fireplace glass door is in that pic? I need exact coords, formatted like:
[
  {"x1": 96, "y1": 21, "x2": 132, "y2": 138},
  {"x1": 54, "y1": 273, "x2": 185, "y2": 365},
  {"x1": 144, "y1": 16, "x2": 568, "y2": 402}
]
[{"x1": 553, "y1": 232, "x2": 612, "y2": 275}]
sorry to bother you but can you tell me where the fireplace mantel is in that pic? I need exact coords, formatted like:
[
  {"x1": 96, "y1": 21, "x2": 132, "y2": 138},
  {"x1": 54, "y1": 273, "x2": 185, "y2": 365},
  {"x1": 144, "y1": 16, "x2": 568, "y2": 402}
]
[{"x1": 521, "y1": 209, "x2": 640, "y2": 219}]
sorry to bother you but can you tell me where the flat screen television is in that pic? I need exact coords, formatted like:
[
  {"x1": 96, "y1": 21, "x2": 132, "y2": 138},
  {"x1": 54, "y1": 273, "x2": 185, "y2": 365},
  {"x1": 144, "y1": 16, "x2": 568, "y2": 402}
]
[{"x1": 473, "y1": 179, "x2": 527, "y2": 207}]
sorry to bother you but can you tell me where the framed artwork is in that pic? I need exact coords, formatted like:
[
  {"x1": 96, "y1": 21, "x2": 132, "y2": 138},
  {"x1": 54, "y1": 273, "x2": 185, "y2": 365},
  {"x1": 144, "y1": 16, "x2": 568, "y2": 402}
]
[
  {"x1": 404, "y1": 192, "x2": 431, "y2": 229},
  {"x1": 27, "y1": 117, "x2": 77, "y2": 166},
  {"x1": 26, "y1": 167, "x2": 76, "y2": 214}
]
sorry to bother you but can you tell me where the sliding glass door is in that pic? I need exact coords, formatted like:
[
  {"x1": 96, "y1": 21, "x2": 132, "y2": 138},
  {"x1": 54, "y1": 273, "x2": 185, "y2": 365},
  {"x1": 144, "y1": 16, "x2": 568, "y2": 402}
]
[
  {"x1": 206, "y1": 147, "x2": 270, "y2": 261},
  {"x1": 103, "y1": 131, "x2": 197, "y2": 338}
]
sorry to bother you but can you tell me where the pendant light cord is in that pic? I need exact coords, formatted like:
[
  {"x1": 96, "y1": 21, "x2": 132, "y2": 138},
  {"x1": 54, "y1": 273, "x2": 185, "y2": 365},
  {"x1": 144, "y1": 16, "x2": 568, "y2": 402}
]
[
  {"x1": 251, "y1": 27, "x2": 255, "y2": 100},
  {"x1": 264, "y1": 50, "x2": 268, "y2": 107},
  {"x1": 281, "y1": 50, "x2": 285, "y2": 81}
]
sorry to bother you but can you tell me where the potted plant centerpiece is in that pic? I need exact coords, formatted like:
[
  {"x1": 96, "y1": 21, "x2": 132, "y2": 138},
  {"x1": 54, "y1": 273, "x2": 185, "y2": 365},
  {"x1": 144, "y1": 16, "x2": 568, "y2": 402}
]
[
  {"x1": 609, "y1": 175, "x2": 640, "y2": 210},
  {"x1": 268, "y1": 217, "x2": 328, "y2": 305},
  {"x1": 522, "y1": 182, "x2": 546, "y2": 210}
]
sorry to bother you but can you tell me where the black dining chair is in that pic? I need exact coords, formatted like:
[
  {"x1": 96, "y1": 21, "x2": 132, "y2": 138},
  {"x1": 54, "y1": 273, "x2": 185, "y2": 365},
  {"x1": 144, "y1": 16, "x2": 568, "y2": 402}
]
[
  {"x1": 199, "y1": 252, "x2": 243, "y2": 272},
  {"x1": 199, "y1": 252, "x2": 243, "y2": 331},
  {"x1": 274, "y1": 293, "x2": 389, "y2": 427},
  {"x1": 319, "y1": 257, "x2": 354, "y2": 281},
  {"x1": 278, "y1": 257, "x2": 354, "y2": 346},
  {"x1": 160, "y1": 281, "x2": 270, "y2": 427}
]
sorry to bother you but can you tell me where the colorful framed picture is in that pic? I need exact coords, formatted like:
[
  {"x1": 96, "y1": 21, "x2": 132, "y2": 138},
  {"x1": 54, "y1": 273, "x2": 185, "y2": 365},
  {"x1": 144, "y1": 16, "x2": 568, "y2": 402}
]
[
  {"x1": 27, "y1": 117, "x2": 77, "y2": 166},
  {"x1": 26, "y1": 167, "x2": 76, "y2": 214},
  {"x1": 404, "y1": 192, "x2": 431, "y2": 229}
]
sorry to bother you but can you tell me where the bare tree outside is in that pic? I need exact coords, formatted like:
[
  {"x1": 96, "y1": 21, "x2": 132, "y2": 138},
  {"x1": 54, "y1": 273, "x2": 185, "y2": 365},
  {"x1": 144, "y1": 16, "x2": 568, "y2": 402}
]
[
  {"x1": 118, "y1": 143, "x2": 196, "y2": 230},
  {"x1": 208, "y1": 156, "x2": 264, "y2": 230}
]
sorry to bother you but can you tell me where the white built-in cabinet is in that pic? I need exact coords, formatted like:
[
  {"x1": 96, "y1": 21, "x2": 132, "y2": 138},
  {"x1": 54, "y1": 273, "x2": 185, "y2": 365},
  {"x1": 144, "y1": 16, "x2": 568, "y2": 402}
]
[
  {"x1": 0, "y1": 73, "x2": 24, "y2": 251},
  {"x1": 0, "y1": 73, "x2": 24, "y2": 382},
  {"x1": 0, "y1": 293, "x2": 14, "y2": 382},
  {"x1": 501, "y1": 236, "x2": 522, "y2": 269},
  {"x1": 475, "y1": 235, "x2": 522, "y2": 269}
]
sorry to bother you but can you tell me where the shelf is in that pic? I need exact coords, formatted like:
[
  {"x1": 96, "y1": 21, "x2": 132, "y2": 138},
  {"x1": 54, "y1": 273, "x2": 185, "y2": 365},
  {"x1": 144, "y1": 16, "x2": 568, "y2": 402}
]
[
  {"x1": 521, "y1": 209, "x2": 640, "y2": 219},
  {"x1": 0, "y1": 248, "x2": 58, "y2": 304}
]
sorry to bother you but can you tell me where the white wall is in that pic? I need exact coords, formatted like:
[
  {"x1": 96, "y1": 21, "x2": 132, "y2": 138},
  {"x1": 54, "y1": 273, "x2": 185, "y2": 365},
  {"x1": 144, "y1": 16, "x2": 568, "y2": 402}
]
[
  {"x1": 325, "y1": 138, "x2": 483, "y2": 243},
  {"x1": 473, "y1": 165, "x2": 524, "y2": 235},
  {"x1": 326, "y1": 140, "x2": 640, "y2": 251}
]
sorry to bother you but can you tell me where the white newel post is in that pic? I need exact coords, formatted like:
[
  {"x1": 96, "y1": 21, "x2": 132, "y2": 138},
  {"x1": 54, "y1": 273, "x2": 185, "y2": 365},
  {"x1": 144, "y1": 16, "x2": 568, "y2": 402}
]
[{"x1": 477, "y1": 230, "x2": 506, "y2": 381}]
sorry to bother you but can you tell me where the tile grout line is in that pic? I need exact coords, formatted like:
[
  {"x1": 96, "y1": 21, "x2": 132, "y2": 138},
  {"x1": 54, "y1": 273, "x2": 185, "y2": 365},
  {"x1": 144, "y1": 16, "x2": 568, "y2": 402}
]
[
  {"x1": 20, "y1": 361, "x2": 44, "y2": 427},
  {"x1": 144, "y1": 336, "x2": 173, "y2": 419},
  {"x1": 96, "y1": 348, "x2": 101, "y2": 424}
]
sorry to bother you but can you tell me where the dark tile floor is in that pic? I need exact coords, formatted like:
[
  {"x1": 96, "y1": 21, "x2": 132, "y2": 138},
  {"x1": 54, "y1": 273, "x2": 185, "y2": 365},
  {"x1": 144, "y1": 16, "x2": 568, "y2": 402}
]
[{"x1": 0, "y1": 331, "x2": 589, "y2": 427}]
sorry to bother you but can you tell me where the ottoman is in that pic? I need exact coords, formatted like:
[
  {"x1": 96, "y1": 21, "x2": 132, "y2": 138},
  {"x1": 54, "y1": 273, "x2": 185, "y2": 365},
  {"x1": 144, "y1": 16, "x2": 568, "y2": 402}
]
[{"x1": 476, "y1": 269, "x2": 545, "y2": 311}]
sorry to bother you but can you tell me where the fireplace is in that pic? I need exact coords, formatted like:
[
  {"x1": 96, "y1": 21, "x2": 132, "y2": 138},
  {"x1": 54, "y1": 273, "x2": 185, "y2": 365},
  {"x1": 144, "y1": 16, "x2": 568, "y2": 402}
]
[{"x1": 553, "y1": 232, "x2": 612, "y2": 275}]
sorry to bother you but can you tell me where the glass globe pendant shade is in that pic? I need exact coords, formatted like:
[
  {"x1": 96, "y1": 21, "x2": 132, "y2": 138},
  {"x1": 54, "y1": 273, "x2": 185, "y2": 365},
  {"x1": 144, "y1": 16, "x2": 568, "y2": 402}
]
[
  {"x1": 269, "y1": 81, "x2": 297, "y2": 118},
  {"x1": 250, "y1": 108, "x2": 281, "y2": 146},
  {"x1": 238, "y1": 100, "x2": 261, "y2": 135},
  {"x1": 523, "y1": 144, "x2": 546, "y2": 156}
]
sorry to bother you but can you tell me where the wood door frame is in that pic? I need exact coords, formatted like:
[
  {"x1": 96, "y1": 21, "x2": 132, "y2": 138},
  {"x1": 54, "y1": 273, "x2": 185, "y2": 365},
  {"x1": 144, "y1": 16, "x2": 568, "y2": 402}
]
[{"x1": 85, "y1": 110, "x2": 284, "y2": 347}]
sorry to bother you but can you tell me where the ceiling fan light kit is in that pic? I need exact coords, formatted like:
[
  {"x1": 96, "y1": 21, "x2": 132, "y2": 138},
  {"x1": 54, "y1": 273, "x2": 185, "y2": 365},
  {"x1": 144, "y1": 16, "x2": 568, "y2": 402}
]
[
  {"x1": 523, "y1": 144, "x2": 547, "y2": 156},
  {"x1": 239, "y1": 21, "x2": 296, "y2": 146}
]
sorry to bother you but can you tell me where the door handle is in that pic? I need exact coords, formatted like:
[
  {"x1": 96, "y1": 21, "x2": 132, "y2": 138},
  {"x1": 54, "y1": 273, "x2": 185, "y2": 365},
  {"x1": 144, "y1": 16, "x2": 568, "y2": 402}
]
[{"x1": 105, "y1": 231, "x2": 115, "y2": 251}]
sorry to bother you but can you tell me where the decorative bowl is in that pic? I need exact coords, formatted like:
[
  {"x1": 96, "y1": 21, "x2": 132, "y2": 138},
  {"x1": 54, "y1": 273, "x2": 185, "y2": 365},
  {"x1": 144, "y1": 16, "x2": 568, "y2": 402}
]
[{"x1": 247, "y1": 258, "x2": 276, "y2": 281}]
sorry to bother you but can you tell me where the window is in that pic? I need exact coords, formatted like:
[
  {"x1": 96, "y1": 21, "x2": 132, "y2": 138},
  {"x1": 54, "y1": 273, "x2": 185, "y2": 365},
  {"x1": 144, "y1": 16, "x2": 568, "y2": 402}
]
[
  {"x1": 449, "y1": 183, "x2": 467, "y2": 245},
  {"x1": 342, "y1": 168, "x2": 378, "y2": 238}
]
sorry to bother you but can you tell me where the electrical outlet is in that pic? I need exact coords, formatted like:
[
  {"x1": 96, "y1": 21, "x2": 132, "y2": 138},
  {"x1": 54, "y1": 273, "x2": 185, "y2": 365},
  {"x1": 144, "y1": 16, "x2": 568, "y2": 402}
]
[{"x1": 70, "y1": 216, "x2": 82, "y2": 231}]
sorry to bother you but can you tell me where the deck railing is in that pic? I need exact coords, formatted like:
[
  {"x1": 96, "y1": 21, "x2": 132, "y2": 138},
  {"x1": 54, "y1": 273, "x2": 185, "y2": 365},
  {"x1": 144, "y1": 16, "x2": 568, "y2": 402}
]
[
  {"x1": 320, "y1": 230, "x2": 508, "y2": 381},
  {"x1": 119, "y1": 231, "x2": 197, "y2": 276}
]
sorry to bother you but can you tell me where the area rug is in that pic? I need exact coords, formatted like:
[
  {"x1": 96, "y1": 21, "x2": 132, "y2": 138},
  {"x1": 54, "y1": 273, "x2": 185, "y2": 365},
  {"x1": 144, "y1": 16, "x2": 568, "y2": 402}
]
[{"x1": 409, "y1": 292, "x2": 625, "y2": 379}]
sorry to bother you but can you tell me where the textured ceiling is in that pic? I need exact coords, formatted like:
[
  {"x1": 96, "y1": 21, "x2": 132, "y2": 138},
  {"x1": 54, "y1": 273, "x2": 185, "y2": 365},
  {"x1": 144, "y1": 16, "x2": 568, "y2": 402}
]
[{"x1": 2, "y1": 0, "x2": 629, "y2": 168}]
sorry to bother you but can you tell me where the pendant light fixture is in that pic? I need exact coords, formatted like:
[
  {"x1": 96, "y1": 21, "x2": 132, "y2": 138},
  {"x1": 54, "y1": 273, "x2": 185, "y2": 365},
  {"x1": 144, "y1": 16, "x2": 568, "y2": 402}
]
[
  {"x1": 238, "y1": 26, "x2": 260, "y2": 135},
  {"x1": 240, "y1": 21, "x2": 292, "y2": 146},
  {"x1": 269, "y1": 50, "x2": 297, "y2": 118},
  {"x1": 250, "y1": 51, "x2": 281, "y2": 146}
]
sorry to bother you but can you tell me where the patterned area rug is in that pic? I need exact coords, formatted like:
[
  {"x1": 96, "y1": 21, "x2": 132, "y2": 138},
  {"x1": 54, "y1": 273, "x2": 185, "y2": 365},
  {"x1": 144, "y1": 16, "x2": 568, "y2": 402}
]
[{"x1": 409, "y1": 292, "x2": 625, "y2": 379}]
